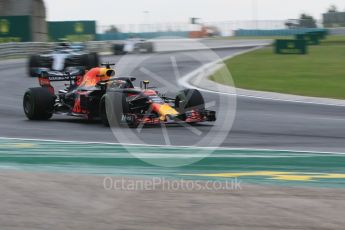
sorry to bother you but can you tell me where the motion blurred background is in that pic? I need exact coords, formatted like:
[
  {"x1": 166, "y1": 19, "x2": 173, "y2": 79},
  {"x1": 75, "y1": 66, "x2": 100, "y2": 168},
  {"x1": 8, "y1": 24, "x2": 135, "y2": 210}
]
[{"x1": 1, "y1": 0, "x2": 345, "y2": 42}]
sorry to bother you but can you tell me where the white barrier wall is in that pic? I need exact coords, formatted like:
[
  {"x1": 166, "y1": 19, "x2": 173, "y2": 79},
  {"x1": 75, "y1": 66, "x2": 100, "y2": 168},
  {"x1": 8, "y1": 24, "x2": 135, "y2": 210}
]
[
  {"x1": 0, "y1": 41, "x2": 115, "y2": 59},
  {"x1": 328, "y1": 27, "x2": 345, "y2": 35}
]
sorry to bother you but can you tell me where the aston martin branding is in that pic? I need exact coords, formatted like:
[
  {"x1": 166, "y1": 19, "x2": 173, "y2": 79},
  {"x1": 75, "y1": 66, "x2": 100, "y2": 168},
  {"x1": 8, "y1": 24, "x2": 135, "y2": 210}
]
[
  {"x1": 0, "y1": 16, "x2": 31, "y2": 42},
  {"x1": 0, "y1": 19, "x2": 9, "y2": 34},
  {"x1": 287, "y1": 42, "x2": 295, "y2": 49},
  {"x1": 75, "y1": 22, "x2": 84, "y2": 33},
  {"x1": 49, "y1": 21, "x2": 96, "y2": 41}
]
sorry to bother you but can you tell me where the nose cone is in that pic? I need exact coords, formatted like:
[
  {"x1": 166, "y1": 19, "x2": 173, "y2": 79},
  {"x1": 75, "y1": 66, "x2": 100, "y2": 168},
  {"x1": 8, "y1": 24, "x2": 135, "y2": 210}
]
[{"x1": 150, "y1": 103, "x2": 179, "y2": 121}]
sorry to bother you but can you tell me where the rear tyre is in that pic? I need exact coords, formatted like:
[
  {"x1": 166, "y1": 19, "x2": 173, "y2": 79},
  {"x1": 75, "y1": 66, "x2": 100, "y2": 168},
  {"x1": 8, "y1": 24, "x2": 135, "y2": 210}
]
[
  {"x1": 89, "y1": 52, "x2": 99, "y2": 68},
  {"x1": 82, "y1": 53, "x2": 99, "y2": 70},
  {"x1": 138, "y1": 42, "x2": 154, "y2": 53},
  {"x1": 175, "y1": 89, "x2": 205, "y2": 113},
  {"x1": 146, "y1": 43, "x2": 154, "y2": 53},
  {"x1": 113, "y1": 44, "x2": 125, "y2": 55},
  {"x1": 23, "y1": 87, "x2": 55, "y2": 120}
]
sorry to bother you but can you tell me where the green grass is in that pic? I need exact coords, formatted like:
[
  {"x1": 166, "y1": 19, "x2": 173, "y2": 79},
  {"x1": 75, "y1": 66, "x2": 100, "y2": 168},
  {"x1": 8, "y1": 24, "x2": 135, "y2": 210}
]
[
  {"x1": 210, "y1": 36, "x2": 345, "y2": 99},
  {"x1": 219, "y1": 35, "x2": 345, "y2": 45},
  {"x1": 321, "y1": 35, "x2": 345, "y2": 45}
]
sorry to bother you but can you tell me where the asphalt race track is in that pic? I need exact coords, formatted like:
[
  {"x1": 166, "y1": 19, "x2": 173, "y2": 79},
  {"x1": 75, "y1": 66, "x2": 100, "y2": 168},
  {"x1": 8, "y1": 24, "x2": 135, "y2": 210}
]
[
  {"x1": 1, "y1": 41, "x2": 345, "y2": 230},
  {"x1": 1, "y1": 45, "x2": 345, "y2": 152}
]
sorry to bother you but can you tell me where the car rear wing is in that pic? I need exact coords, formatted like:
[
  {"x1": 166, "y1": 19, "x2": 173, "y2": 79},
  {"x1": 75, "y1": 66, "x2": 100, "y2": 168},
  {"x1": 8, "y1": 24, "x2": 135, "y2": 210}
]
[
  {"x1": 40, "y1": 69, "x2": 84, "y2": 82},
  {"x1": 31, "y1": 67, "x2": 85, "y2": 79},
  {"x1": 37, "y1": 68, "x2": 85, "y2": 92}
]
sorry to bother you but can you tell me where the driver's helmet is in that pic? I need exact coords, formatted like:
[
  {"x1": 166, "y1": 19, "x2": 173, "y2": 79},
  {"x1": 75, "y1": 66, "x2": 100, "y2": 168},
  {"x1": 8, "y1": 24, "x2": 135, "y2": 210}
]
[
  {"x1": 55, "y1": 42, "x2": 71, "y2": 50},
  {"x1": 111, "y1": 80, "x2": 127, "y2": 89},
  {"x1": 59, "y1": 42, "x2": 70, "y2": 47}
]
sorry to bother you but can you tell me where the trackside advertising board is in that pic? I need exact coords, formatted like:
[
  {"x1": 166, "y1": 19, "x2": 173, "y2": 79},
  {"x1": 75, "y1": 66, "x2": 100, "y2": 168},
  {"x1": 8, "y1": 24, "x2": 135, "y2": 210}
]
[
  {"x1": 48, "y1": 21, "x2": 96, "y2": 41},
  {"x1": 275, "y1": 39, "x2": 307, "y2": 55},
  {"x1": 0, "y1": 16, "x2": 31, "y2": 42}
]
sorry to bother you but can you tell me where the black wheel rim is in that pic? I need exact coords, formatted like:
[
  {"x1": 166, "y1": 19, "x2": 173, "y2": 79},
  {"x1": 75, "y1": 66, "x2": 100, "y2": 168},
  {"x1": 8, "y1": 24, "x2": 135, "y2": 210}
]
[{"x1": 23, "y1": 94, "x2": 32, "y2": 115}]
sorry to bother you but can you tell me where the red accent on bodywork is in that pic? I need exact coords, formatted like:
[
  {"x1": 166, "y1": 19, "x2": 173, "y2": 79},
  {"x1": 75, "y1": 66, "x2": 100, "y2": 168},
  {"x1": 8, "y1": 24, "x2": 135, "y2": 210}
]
[
  {"x1": 185, "y1": 110, "x2": 204, "y2": 123},
  {"x1": 78, "y1": 68, "x2": 102, "y2": 88},
  {"x1": 38, "y1": 77, "x2": 54, "y2": 94},
  {"x1": 72, "y1": 97, "x2": 81, "y2": 113},
  {"x1": 143, "y1": 90, "x2": 157, "y2": 96},
  {"x1": 38, "y1": 77, "x2": 50, "y2": 86},
  {"x1": 75, "y1": 75, "x2": 83, "y2": 86},
  {"x1": 46, "y1": 86, "x2": 55, "y2": 95},
  {"x1": 78, "y1": 68, "x2": 111, "y2": 89},
  {"x1": 137, "y1": 117, "x2": 161, "y2": 124},
  {"x1": 73, "y1": 92, "x2": 89, "y2": 114},
  {"x1": 150, "y1": 103, "x2": 161, "y2": 113}
]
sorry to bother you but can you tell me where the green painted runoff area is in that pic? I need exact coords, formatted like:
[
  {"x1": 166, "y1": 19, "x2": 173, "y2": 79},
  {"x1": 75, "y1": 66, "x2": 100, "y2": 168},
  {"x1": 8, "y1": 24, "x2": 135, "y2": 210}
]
[{"x1": 0, "y1": 139, "x2": 344, "y2": 187}]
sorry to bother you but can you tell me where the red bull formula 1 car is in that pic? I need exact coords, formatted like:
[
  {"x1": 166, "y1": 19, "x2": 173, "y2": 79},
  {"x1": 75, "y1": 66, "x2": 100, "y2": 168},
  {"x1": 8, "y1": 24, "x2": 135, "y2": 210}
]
[{"x1": 23, "y1": 64, "x2": 216, "y2": 128}]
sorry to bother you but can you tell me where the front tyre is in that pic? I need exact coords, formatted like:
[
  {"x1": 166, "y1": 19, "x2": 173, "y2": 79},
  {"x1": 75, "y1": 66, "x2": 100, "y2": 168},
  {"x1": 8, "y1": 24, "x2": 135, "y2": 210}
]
[
  {"x1": 100, "y1": 93, "x2": 125, "y2": 127},
  {"x1": 101, "y1": 92, "x2": 133, "y2": 127},
  {"x1": 175, "y1": 89, "x2": 205, "y2": 113},
  {"x1": 100, "y1": 95, "x2": 110, "y2": 127},
  {"x1": 23, "y1": 87, "x2": 55, "y2": 120}
]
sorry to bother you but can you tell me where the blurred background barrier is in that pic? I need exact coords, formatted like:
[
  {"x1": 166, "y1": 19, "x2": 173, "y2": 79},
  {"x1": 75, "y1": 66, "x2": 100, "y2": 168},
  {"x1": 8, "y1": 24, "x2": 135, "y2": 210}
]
[
  {"x1": 0, "y1": 42, "x2": 54, "y2": 59},
  {"x1": 97, "y1": 20, "x2": 318, "y2": 37},
  {"x1": 234, "y1": 28, "x2": 327, "y2": 37},
  {"x1": 96, "y1": 31, "x2": 190, "y2": 41},
  {"x1": 0, "y1": 41, "x2": 116, "y2": 59},
  {"x1": 1, "y1": 0, "x2": 345, "y2": 43},
  {"x1": 328, "y1": 27, "x2": 345, "y2": 35},
  {"x1": 0, "y1": 39, "x2": 273, "y2": 59},
  {"x1": 1, "y1": 0, "x2": 345, "y2": 59},
  {"x1": 274, "y1": 29, "x2": 328, "y2": 55},
  {"x1": 1, "y1": 15, "x2": 345, "y2": 42}
]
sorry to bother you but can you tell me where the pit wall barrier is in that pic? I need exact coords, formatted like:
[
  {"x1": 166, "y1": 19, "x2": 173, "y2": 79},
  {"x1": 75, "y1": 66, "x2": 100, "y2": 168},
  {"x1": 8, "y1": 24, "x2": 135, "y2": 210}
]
[
  {"x1": 96, "y1": 31, "x2": 190, "y2": 41},
  {"x1": 235, "y1": 28, "x2": 328, "y2": 37}
]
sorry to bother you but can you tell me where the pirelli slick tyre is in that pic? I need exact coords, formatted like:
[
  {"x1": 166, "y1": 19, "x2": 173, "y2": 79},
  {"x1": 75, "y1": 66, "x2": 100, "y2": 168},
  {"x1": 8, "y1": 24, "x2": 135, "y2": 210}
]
[
  {"x1": 89, "y1": 52, "x2": 99, "y2": 68},
  {"x1": 175, "y1": 89, "x2": 205, "y2": 113},
  {"x1": 100, "y1": 95, "x2": 111, "y2": 127},
  {"x1": 23, "y1": 87, "x2": 55, "y2": 120},
  {"x1": 82, "y1": 53, "x2": 99, "y2": 70},
  {"x1": 145, "y1": 42, "x2": 154, "y2": 53},
  {"x1": 113, "y1": 44, "x2": 125, "y2": 55},
  {"x1": 138, "y1": 42, "x2": 154, "y2": 53},
  {"x1": 100, "y1": 92, "x2": 131, "y2": 127}
]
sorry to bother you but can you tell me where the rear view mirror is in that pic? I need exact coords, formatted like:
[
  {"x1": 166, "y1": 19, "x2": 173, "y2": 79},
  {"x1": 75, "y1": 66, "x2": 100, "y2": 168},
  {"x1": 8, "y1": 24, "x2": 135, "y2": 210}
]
[{"x1": 106, "y1": 69, "x2": 115, "y2": 77}]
